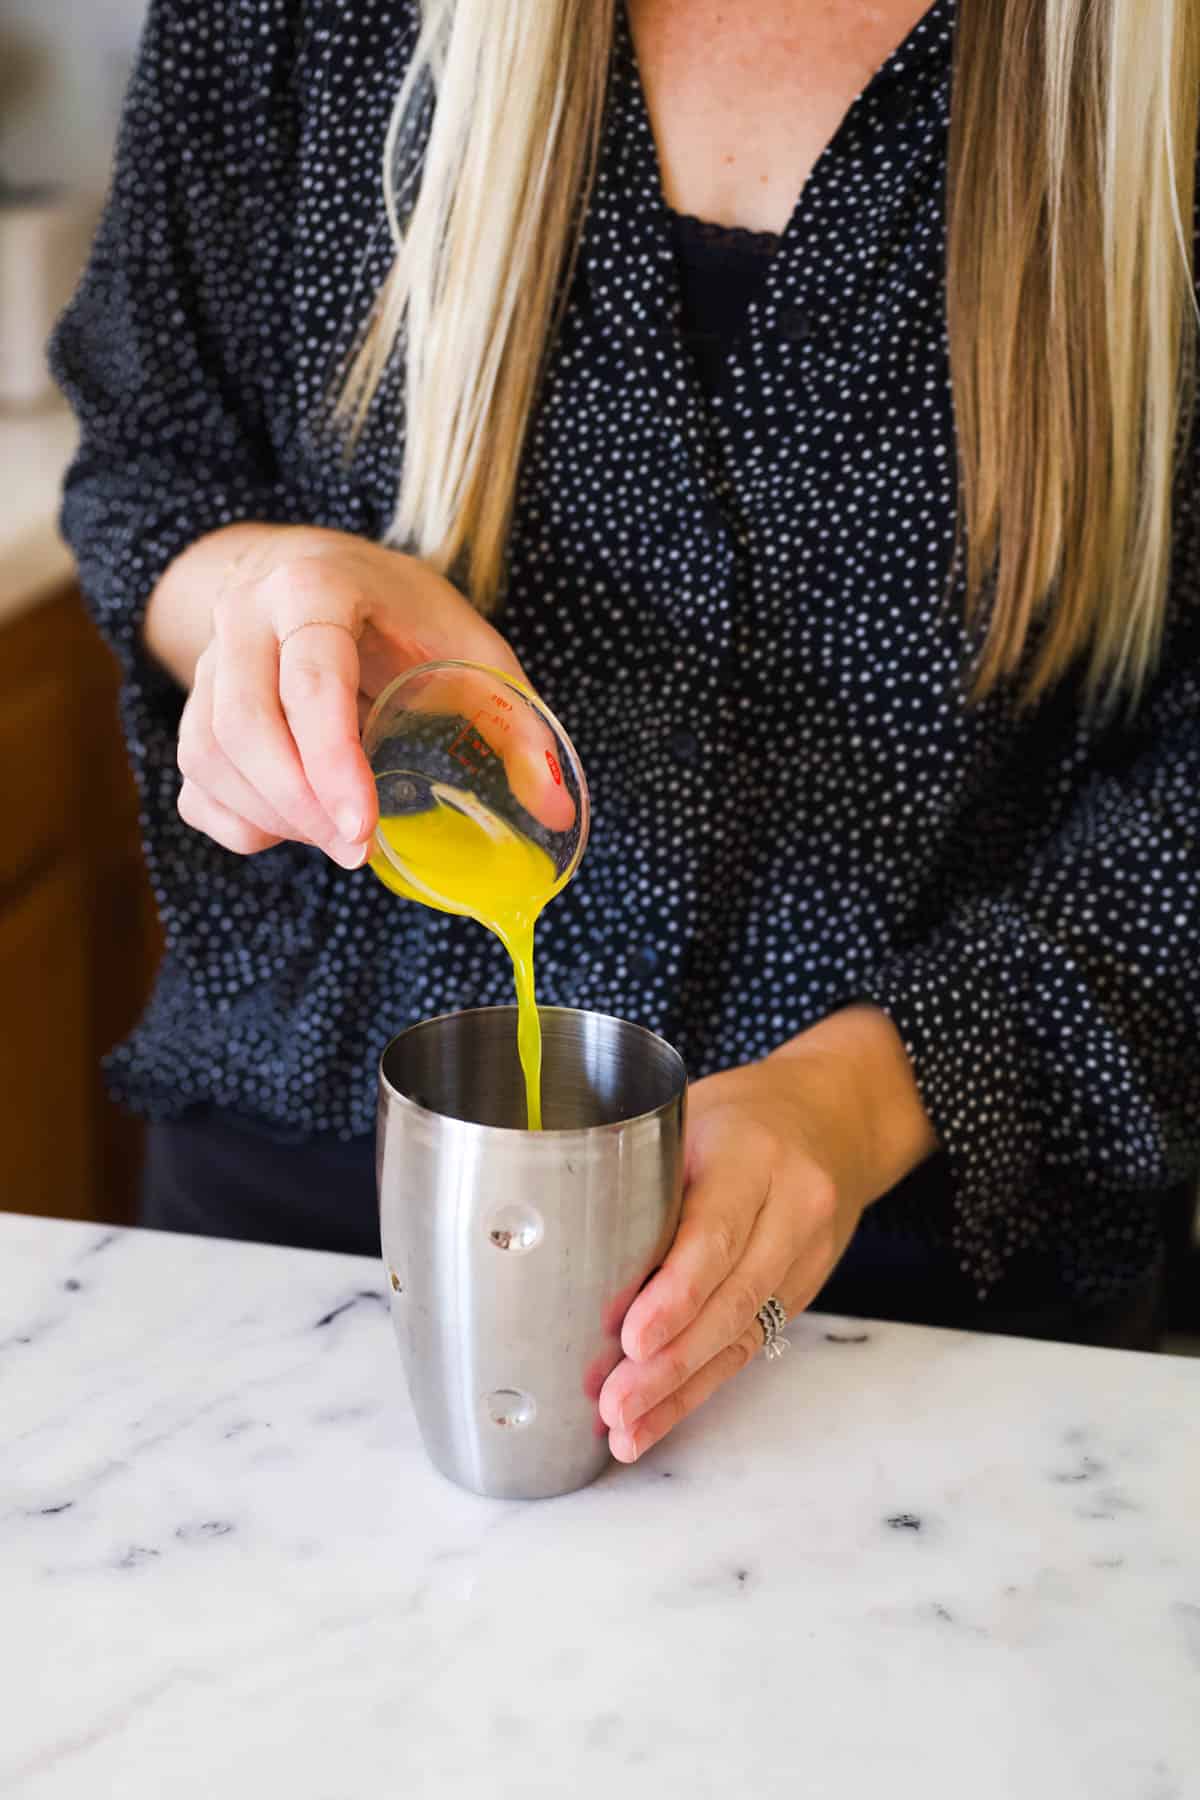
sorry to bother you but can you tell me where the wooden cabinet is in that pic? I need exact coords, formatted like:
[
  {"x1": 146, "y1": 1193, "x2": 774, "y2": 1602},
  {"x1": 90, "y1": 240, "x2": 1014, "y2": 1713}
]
[{"x1": 0, "y1": 585, "x2": 161, "y2": 1223}]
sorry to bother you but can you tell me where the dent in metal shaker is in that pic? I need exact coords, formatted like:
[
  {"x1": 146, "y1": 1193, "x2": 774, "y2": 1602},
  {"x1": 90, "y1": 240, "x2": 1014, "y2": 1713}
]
[{"x1": 377, "y1": 1007, "x2": 686, "y2": 1500}]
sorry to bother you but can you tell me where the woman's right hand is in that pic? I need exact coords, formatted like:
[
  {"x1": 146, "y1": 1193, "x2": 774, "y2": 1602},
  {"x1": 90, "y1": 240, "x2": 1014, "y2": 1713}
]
[{"x1": 156, "y1": 524, "x2": 525, "y2": 868}]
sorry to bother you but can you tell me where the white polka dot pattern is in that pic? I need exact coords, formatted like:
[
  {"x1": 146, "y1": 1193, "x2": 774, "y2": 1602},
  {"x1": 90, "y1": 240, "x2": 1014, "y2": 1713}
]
[{"x1": 51, "y1": 0, "x2": 1200, "y2": 1298}]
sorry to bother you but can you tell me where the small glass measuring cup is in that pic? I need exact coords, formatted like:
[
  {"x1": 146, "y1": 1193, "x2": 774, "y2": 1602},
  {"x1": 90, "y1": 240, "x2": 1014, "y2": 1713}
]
[{"x1": 361, "y1": 660, "x2": 590, "y2": 917}]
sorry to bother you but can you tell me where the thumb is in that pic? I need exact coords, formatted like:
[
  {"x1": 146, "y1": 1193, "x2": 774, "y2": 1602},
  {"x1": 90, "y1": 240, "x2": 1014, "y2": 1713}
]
[{"x1": 357, "y1": 553, "x2": 528, "y2": 693}]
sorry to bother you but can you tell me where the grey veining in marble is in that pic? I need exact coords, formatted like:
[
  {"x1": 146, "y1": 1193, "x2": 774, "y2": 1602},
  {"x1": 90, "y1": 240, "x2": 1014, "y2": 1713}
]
[{"x1": 2, "y1": 1214, "x2": 1197, "y2": 1799}]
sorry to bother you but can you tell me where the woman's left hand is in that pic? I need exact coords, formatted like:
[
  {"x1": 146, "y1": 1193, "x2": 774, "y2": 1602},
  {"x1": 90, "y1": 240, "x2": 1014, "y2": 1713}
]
[{"x1": 597, "y1": 1006, "x2": 938, "y2": 1463}]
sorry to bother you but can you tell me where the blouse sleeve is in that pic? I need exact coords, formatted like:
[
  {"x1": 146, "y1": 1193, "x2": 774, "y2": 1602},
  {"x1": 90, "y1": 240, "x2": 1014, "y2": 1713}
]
[
  {"x1": 856, "y1": 514, "x2": 1200, "y2": 1291},
  {"x1": 49, "y1": 0, "x2": 318, "y2": 688}
]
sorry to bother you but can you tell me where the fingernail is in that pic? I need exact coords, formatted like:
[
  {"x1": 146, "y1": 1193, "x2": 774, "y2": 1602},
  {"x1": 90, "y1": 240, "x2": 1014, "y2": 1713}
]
[
  {"x1": 336, "y1": 806, "x2": 364, "y2": 843},
  {"x1": 332, "y1": 841, "x2": 368, "y2": 871}
]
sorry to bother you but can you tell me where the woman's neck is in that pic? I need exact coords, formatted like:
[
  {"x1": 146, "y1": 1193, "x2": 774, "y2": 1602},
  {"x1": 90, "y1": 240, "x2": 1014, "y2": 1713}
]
[{"x1": 627, "y1": 0, "x2": 935, "y2": 233}]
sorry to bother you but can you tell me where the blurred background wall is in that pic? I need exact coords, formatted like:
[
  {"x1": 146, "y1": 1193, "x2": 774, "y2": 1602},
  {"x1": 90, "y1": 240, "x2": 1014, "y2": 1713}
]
[
  {"x1": 2, "y1": 0, "x2": 143, "y2": 191},
  {"x1": 1, "y1": 0, "x2": 160, "y2": 1227}
]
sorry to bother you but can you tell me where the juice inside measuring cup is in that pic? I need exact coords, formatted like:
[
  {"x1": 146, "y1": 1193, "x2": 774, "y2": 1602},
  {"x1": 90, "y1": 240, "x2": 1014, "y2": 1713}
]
[{"x1": 370, "y1": 796, "x2": 557, "y2": 1130}]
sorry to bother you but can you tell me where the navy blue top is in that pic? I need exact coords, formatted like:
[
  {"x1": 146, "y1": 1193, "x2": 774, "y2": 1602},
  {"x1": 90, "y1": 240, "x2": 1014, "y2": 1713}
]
[{"x1": 52, "y1": 0, "x2": 1200, "y2": 1301}]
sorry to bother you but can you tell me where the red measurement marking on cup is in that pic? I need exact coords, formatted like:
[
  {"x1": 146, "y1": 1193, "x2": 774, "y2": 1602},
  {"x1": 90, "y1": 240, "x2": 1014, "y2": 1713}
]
[
  {"x1": 546, "y1": 750, "x2": 563, "y2": 786},
  {"x1": 489, "y1": 694, "x2": 514, "y2": 712},
  {"x1": 448, "y1": 723, "x2": 494, "y2": 774},
  {"x1": 473, "y1": 707, "x2": 512, "y2": 735}
]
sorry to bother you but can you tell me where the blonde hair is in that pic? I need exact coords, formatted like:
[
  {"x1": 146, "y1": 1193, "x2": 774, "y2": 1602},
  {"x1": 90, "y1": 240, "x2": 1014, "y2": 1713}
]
[
  {"x1": 338, "y1": 0, "x2": 613, "y2": 605},
  {"x1": 339, "y1": 0, "x2": 1199, "y2": 710}
]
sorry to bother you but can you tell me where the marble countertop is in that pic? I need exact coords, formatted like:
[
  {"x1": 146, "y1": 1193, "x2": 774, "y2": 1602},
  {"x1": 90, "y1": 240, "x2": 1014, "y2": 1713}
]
[
  {"x1": 3, "y1": 1213, "x2": 1197, "y2": 1799},
  {"x1": 0, "y1": 407, "x2": 78, "y2": 629}
]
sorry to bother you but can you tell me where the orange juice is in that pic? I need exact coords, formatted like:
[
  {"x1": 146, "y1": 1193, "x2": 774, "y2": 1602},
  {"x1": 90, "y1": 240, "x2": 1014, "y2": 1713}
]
[{"x1": 371, "y1": 798, "x2": 557, "y2": 1129}]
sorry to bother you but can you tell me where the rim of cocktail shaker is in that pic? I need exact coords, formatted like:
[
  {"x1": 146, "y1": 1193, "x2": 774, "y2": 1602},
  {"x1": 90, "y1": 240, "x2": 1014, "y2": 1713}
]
[
  {"x1": 378, "y1": 1005, "x2": 686, "y2": 1139},
  {"x1": 361, "y1": 658, "x2": 591, "y2": 899}
]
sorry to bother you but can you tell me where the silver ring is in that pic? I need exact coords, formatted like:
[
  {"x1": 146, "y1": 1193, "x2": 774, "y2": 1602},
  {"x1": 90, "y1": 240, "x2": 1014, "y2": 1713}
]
[{"x1": 756, "y1": 1295, "x2": 791, "y2": 1362}]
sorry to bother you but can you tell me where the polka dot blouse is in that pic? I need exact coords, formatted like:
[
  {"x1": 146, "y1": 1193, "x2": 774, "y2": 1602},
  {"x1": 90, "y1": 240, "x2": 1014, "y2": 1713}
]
[{"x1": 51, "y1": 0, "x2": 1200, "y2": 1299}]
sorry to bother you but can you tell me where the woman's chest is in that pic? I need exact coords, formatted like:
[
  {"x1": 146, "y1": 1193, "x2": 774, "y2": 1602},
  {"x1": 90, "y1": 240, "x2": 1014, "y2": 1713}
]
[
  {"x1": 501, "y1": 175, "x2": 964, "y2": 713},
  {"x1": 283, "y1": 1, "x2": 975, "y2": 747}
]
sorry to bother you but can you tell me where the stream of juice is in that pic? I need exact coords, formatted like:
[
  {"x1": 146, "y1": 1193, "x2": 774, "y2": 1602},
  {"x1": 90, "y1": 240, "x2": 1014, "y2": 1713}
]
[{"x1": 370, "y1": 800, "x2": 558, "y2": 1130}]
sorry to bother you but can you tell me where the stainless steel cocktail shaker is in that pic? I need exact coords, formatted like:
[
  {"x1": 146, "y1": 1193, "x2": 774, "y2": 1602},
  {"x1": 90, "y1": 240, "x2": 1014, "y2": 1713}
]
[{"x1": 378, "y1": 1007, "x2": 686, "y2": 1499}]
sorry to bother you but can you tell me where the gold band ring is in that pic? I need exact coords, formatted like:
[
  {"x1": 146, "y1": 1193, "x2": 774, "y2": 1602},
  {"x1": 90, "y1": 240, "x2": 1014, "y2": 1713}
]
[{"x1": 277, "y1": 619, "x2": 358, "y2": 652}]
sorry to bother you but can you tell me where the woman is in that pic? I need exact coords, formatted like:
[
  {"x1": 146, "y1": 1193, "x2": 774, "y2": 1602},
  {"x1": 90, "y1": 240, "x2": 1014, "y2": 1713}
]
[{"x1": 54, "y1": 0, "x2": 1199, "y2": 1461}]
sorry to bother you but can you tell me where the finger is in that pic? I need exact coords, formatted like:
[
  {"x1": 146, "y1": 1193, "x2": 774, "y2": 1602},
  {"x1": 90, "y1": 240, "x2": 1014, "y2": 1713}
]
[
  {"x1": 619, "y1": 1161, "x2": 767, "y2": 1362},
  {"x1": 179, "y1": 656, "x2": 316, "y2": 845},
  {"x1": 210, "y1": 608, "x2": 362, "y2": 861},
  {"x1": 358, "y1": 591, "x2": 527, "y2": 698},
  {"x1": 507, "y1": 731, "x2": 580, "y2": 837},
  {"x1": 583, "y1": 1344, "x2": 623, "y2": 1404},
  {"x1": 608, "y1": 1320, "x2": 766, "y2": 1464},
  {"x1": 277, "y1": 624, "x2": 377, "y2": 844},
  {"x1": 601, "y1": 1268, "x2": 655, "y2": 1342},
  {"x1": 600, "y1": 1207, "x2": 792, "y2": 1433},
  {"x1": 466, "y1": 684, "x2": 579, "y2": 838},
  {"x1": 456, "y1": 671, "x2": 579, "y2": 834},
  {"x1": 178, "y1": 778, "x2": 284, "y2": 857}
]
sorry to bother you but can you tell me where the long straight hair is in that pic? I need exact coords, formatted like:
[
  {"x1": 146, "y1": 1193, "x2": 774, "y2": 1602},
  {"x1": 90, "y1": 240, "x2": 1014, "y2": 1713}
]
[{"x1": 337, "y1": 0, "x2": 1199, "y2": 711}]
